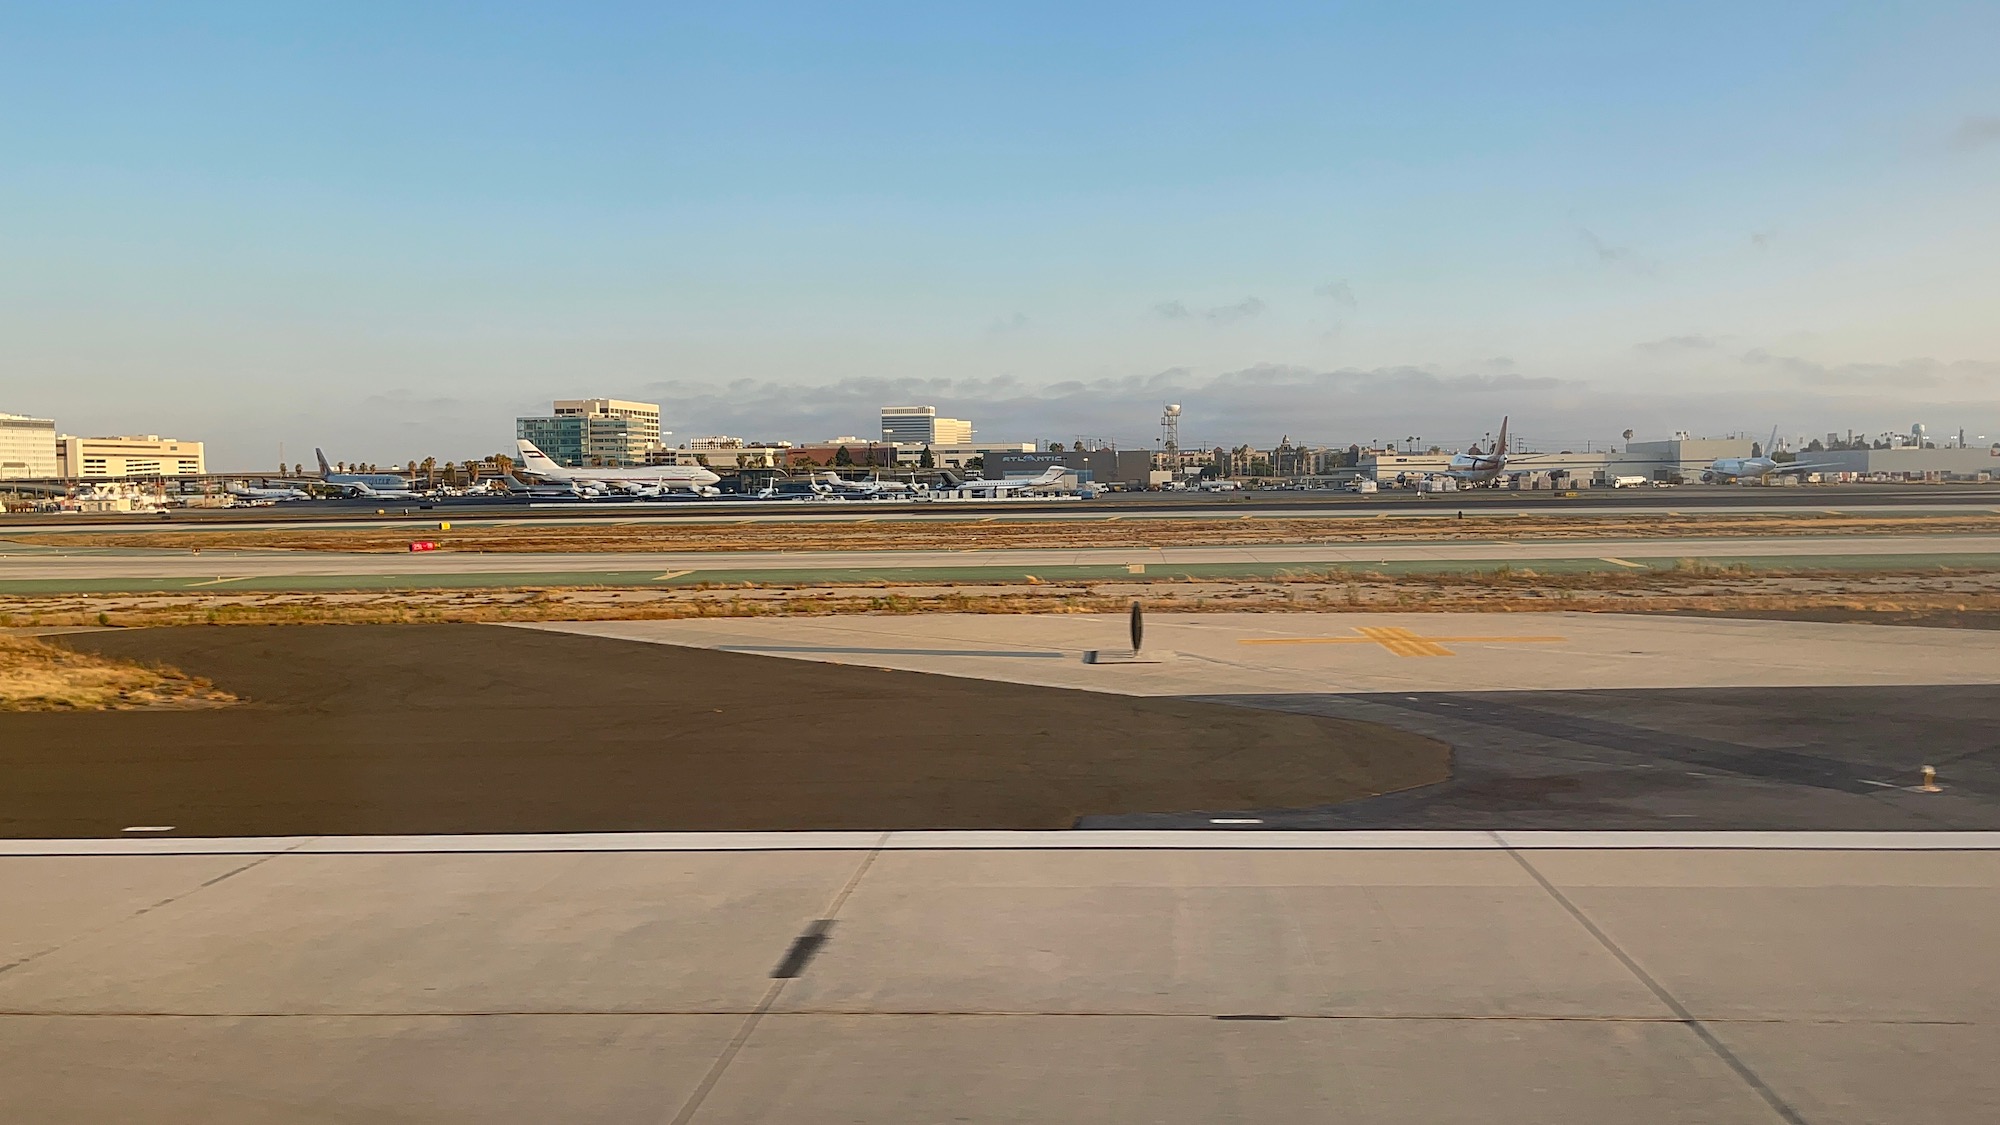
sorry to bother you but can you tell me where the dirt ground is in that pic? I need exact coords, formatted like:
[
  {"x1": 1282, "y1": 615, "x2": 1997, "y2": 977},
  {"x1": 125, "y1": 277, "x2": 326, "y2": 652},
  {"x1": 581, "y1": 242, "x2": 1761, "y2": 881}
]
[
  {"x1": 0, "y1": 625, "x2": 1448, "y2": 837},
  {"x1": 11, "y1": 509, "x2": 2000, "y2": 553}
]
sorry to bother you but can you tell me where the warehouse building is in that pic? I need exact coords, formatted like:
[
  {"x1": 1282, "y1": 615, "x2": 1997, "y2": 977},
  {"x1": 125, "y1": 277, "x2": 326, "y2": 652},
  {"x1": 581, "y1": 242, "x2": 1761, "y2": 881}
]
[
  {"x1": 1805, "y1": 446, "x2": 1998, "y2": 480},
  {"x1": 987, "y1": 448, "x2": 1156, "y2": 488}
]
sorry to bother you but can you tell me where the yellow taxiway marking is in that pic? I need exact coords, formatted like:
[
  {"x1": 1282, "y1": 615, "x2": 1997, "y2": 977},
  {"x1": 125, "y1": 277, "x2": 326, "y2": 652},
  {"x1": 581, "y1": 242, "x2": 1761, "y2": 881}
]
[
  {"x1": 184, "y1": 576, "x2": 249, "y2": 587},
  {"x1": 1126, "y1": 563, "x2": 1146, "y2": 574},
  {"x1": 651, "y1": 570, "x2": 694, "y2": 582},
  {"x1": 1599, "y1": 557, "x2": 1645, "y2": 568},
  {"x1": 1241, "y1": 627, "x2": 1568, "y2": 658}
]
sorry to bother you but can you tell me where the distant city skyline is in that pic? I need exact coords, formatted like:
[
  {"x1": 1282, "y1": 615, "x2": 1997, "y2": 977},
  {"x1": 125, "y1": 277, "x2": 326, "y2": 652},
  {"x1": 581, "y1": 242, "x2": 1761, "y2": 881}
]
[{"x1": 4, "y1": 3, "x2": 1996, "y2": 467}]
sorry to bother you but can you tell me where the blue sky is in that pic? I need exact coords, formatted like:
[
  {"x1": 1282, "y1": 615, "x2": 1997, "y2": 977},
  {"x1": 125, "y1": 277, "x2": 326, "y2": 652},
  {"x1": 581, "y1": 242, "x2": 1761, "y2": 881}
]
[{"x1": 3, "y1": 2, "x2": 1997, "y2": 465}]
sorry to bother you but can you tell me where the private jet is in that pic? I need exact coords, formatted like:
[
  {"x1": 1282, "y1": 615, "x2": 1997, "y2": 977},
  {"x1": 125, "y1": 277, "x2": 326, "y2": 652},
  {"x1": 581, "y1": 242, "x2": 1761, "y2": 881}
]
[
  {"x1": 816, "y1": 471, "x2": 918, "y2": 497},
  {"x1": 926, "y1": 465, "x2": 1067, "y2": 498}
]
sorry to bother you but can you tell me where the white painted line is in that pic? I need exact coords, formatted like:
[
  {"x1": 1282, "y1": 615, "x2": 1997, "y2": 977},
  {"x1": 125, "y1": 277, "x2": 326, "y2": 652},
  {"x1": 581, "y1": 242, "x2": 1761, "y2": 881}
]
[
  {"x1": 1492, "y1": 831, "x2": 2000, "y2": 850},
  {"x1": 1209, "y1": 818, "x2": 1265, "y2": 825},
  {"x1": 120, "y1": 826, "x2": 175, "y2": 833},
  {"x1": 1599, "y1": 557, "x2": 1645, "y2": 568},
  {"x1": 290, "y1": 831, "x2": 889, "y2": 853},
  {"x1": 4, "y1": 830, "x2": 2000, "y2": 857},
  {"x1": 651, "y1": 570, "x2": 693, "y2": 582}
]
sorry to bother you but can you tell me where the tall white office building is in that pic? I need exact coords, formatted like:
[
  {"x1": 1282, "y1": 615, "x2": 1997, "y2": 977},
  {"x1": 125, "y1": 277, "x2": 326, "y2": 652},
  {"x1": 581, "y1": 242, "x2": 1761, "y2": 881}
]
[
  {"x1": 541, "y1": 398, "x2": 665, "y2": 466},
  {"x1": 881, "y1": 405, "x2": 973, "y2": 446},
  {"x1": 0, "y1": 412, "x2": 58, "y2": 478}
]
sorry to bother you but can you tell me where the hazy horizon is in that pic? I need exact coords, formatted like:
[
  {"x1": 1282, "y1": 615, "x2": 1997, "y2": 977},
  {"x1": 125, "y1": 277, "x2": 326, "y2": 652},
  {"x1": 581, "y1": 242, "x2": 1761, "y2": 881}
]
[{"x1": 4, "y1": 3, "x2": 1996, "y2": 468}]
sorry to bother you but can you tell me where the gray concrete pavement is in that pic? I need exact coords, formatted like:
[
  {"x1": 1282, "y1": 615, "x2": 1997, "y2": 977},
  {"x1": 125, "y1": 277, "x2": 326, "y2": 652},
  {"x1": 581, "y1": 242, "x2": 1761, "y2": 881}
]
[
  {"x1": 4, "y1": 843, "x2": 1995, "y2": 1122},
  {"x1": 4, "y1": 532, "x2": 1998, "y2": 580},
  {"x1": 527, "y1": 611, "x2": 2000, "y2": 695}
]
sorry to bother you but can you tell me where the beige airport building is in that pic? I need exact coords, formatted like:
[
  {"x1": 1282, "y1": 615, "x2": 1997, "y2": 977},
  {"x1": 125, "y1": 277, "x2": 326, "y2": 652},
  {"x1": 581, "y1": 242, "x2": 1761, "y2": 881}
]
[{"x1": 55, "y1": 434, "x2": 206, "y2": 478}]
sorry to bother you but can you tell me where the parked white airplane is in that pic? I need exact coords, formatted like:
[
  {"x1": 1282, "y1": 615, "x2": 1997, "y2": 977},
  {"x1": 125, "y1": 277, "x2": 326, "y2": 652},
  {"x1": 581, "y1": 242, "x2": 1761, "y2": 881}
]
[
  {"x1": 817, "y1": 471, "x2": 916, "y2": 496},
  {"x1": 1703, "y1": 428, "x2": 1841, "y2": 484},
  {"x1": 514, "y1": 440, "x2": 722, "y2": 495},
  {"x1": 1444, "y1": 416, "x2": 1537, "y2": 485},
  {"x1": 226, "y1": 480, "x2": 311, "y2": 503},
  {"x1": 932, "y1": 466, "x2": 1067, "y2": 497},
  {"x1": 312, "y1": 450, "x2": 426, "y2": 500}
]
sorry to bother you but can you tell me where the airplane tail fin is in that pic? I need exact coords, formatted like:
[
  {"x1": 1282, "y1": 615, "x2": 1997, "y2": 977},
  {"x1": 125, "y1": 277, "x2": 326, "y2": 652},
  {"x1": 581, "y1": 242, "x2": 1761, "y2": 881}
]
[
  {"x1": 1495, "y1": 416, "x2": 1509, "y2": 457},
  {"x1": 1768, "y1": 425, "x2": 1780, "y2": 458},
  {"x1": 514, "y1": 439, "x2": 560, "y2": 474},
  {"x1": 315, "y1": 448, "x2": 331, "y2": 475}
]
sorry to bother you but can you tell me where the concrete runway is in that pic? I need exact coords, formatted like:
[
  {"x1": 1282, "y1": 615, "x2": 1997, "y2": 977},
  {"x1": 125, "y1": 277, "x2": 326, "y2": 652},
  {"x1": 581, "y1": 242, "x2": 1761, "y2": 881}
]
[
  {"x1": 4, "y1": 533, "x2": 1997, "y2": 593},
  {"x1": 4, "y1": 838, "x2": 1997, "y2": 1122}
]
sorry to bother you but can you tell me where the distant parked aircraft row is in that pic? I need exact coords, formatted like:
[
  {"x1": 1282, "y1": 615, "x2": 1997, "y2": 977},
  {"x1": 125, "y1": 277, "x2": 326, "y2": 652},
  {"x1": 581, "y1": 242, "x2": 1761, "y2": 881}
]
[
  {"x1": 281, "y1": 426, "x2": 1826, "y2": 505},
  {"x1": 1442, "y1": 418, "x2": 1840, "y2": 486}
]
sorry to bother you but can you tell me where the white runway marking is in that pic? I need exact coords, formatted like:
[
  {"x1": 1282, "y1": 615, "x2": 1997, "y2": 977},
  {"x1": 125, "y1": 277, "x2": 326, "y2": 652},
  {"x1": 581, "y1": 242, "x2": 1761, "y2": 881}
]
[{"x1": 8, "y1": 830, "x2": 2000, "y2": 856}]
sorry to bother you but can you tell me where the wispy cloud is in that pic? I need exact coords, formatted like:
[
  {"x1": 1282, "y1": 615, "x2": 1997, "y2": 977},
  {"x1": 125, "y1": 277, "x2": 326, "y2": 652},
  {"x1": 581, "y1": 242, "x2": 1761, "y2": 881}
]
[
  {"x1": 1637, "y1": 334, "x2": 1719, "y2": 355},
  {"x1": 1205, "y1": 297, "x2": 1266, "y2": 325},
  {"x1": 1314, "y1": 280, "x2": 1358, "y2": 308},
  {"x1": 1153, "y1": 297, "x2": 1268, "y2": 324},
  {"x1": 1742, "y1": 350, "x2": 2000, "y2": 390},
  {"x1": 1951, "y1": 115, "x2": 2000, "y2": 150},
  {"x1": 1579, "y1": 228, "x2": 1656, "y2": 273},
  {"x1": 986, "y1": 311, "x2": 1029, "y2": 336},
  {"x1": 1749, "y1": 227, "x2": 1776, "y2": 249},
  {"x1": 638, "y1": 363, "x2": 1574, "y2": 448}
]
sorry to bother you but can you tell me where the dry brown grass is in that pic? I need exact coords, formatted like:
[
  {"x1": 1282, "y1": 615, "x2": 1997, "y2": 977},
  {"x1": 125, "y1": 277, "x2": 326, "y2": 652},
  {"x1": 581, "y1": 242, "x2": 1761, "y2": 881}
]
[
  {"x1": 2, "y1": 564, "x2": 1995, "y2": 629},
  {"x1": 11, "y1": 510, "x2": 1999, "y2": 554},
  {"x1": 0, "y1": 633, "x2": 238, "y2": 711}
]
